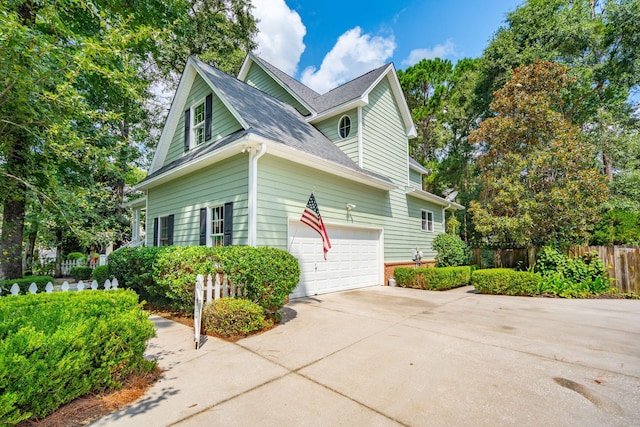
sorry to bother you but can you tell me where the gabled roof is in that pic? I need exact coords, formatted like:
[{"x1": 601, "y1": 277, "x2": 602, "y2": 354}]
[
  {"x1": 143, "y1": 57, "x2": 394, "y2": 189},
  {"x1": 238, "y1": 54, "x2": 417, "y2": 138}
]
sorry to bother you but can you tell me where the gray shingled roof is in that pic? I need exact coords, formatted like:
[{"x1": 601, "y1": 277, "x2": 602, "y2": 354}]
[
  {"x1": 143, "y1": 58, "x2": 393, "y2": 185},
  {"x1": 251, "y1": 55, "x2": 391, "y2": 114}
]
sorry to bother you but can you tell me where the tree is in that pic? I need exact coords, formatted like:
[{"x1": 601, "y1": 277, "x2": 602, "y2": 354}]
[
  {"x1": 397, "y1": 58, "x2": 453, "y2": 165},
  {"x1": 469, "y1": 61, "x2": 608, "y2": 247}
]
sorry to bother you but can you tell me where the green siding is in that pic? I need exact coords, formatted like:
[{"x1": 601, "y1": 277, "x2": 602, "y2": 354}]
[
  {"x1": 244, "y1": 64, "x2": 311, "y2": 116},
  {"x1": 409, "y1": 169, "x2": 422, "y2": 186},
  {"x1": 146, "y1": 154, "x2": 249, "y2": 246},
  {"x1": 256, "y1": 155, "x2": 444, "y2": 261},
  {"x1": 315, "y1": 110, "x2": 359, "y2": 164},
  {"x1": 164, "y1": 74, "x2": 243, "y2": 166}
]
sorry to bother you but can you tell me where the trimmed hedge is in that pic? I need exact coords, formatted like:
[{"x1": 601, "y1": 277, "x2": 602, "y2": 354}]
[
  {"x1": 471, "y1": 268, "x2": 541, "y2": 296},
  {"x1": 109, "y1": 246, "x2": 300, "y2": 315},
  {"x1": 202, "y1": 298, "x2": 267, "y2": 338},
  {"x1": 0, "y1": 276, "x2": 55, "y2": 295},
  {"x1": 0, "y1": 290, "x2": 155, "y2": 425},
  {"x1": 70, "y1": 266, "x2": 93, "y2": 281},
  {"x1": 108, "y1": 247, "x2": 173, "y2": 306},
  {"x1": 394, "y1": 266, "x2": 472, "y2": 290},
  {"x1": 92, "y1": 265, "x2": 110, "y2": 286}
]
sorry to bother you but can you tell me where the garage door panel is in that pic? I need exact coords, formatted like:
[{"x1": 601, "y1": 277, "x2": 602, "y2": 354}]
[{"x1": 289, "y1": 222, "x2": 381, "y2": 298}]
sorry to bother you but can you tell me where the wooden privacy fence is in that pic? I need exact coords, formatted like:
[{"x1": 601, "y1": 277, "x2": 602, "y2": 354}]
[
  {"x1": 1, "y1": 278, "x2": 119, "y2": 297},
  {"x1": 471, "y1": 246, "x2": 640, "y2": 294},
  {"x1": 568, "y1": 246, "x2": 640, "y2": 294}
]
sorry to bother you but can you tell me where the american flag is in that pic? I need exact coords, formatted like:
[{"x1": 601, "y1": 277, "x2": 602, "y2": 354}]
[{"x1": 300, "y1": 193, "x2": 331, "y2": 259}]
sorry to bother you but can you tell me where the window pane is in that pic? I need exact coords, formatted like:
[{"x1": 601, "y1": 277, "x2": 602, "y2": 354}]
[
  {"x1": 194, "y1": 103, "x2": 205, "y2": 124},
  {"x1": 210, "y1": 206, "x2": 224, "y2": 245}
]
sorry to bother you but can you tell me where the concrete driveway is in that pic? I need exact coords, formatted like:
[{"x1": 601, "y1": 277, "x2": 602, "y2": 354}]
[{"x1": 92, "y1": 286, "x2": 640, "y2": 427}]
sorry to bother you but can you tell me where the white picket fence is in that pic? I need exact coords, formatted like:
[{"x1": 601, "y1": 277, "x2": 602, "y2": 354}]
[
  {"x1": 196, "y1": 273, "x2": 246, "y2": 305},
  {"x1": 193, "y1": 273, "x2": 245, "y2": 350},
  {"x1": 1, "y1": 278, "x2": 119, "y2": 297}
]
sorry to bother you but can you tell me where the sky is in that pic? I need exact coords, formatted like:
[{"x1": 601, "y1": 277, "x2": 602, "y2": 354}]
[{"x1": 251, "y1": 0, "x2": 524, "y2": 94}]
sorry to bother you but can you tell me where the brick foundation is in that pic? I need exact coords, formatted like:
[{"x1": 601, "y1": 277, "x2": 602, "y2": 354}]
[{"x1": 384, "y1": 260, "x2": 436, "y2": 286}]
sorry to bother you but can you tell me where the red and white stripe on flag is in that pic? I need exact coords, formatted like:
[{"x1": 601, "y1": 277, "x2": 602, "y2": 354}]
[{"x1": 300, "y1": 193, "x2": 331, "y2": 259}]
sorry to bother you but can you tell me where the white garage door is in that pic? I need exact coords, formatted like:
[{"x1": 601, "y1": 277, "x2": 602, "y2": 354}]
[{"x1": 288, "y1": 221, "x2": 382, "y2": 298}]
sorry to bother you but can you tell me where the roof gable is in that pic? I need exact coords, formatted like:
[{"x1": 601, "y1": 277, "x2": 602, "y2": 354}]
[{"x1": 238, "y1": 54, "x2": 416, "y2": 138}]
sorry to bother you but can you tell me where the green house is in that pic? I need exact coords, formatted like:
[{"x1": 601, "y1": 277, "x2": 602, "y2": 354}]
[{"x1": 131, "y1": 54, "x2": 463, "y2": 298}]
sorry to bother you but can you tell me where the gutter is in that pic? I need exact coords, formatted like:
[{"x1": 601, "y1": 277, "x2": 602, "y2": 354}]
[{"x1": 248, "y1": 143, "x2": 267, "y2": 246}]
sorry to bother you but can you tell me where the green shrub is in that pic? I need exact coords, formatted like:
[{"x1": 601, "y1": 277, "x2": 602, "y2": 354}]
[
  {"x1": 0, "y1": 276, "x2": 55, "y2": 295},
  {"x1": 202, "y1": 298, "x2": 266, "y2": 338},
  {"x1": 154, "y1": 246, "x2": 300, "y2": 315},
  {"x1": 65, "y1": 252, "x2": 86, "y2": 262},
  {"x1": 92, "y1": 265, "x2": 110, "y2": 285},
  {"x1": 0, "y1": 290, "x2": 155, "y2": 424},
  {"x1": 69, "y1": 266, "x2": 93, "y2": 281},
  {"x1": 590, "y1": 208, "x2": 640, "y2": 246},
  {"x1": 108, "y1": 247, "x2": 174, "y2": 306},
  {"x1": 394, "y1": 266, "x2": 472, "y2": 290},
  {"x1": 432, "y1": 233, "x2": 471, "y2": 267},
  {"x1": 534, "y1": 246, "x2": 611, "y2": 297},
  {"x1": 471, "y1": 268, "x2": 541, "y2": 296}
]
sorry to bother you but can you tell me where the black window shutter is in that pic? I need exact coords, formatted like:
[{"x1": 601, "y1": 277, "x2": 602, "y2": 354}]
[
  {"x1": 199, "y1": 208, "x2": 207, "y2": 246},
  {"x1": 223, "y1": 202, "x2": 233, "y2": 246},
  {"x1": 184, "y1": 108, "x2": 190, "y2": 152},
  {"x1": 153, "y1": 217, "x2": 159, "y2": 247},
  {"x1": 204, "y1": 94, "x2": 213, "y2": 141},
  {"x1": 167, "y1": 214, "x2": 174, "y2": 245}
]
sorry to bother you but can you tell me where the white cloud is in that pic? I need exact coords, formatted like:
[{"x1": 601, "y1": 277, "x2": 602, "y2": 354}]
[
  {"x1": 301, "y1": 27, "x2": 396, "y2": 94},
  {"x1": 402, "y1": 40, "x2": 458, "y2": 66},
  {"x1": 252, "y1": 0, "x2": 306, "y2": 75}
]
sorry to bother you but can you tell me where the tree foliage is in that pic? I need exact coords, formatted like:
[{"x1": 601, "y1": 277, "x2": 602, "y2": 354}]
[{"x1": 469, "y1": 61, "x2": 608, "y2": 247}]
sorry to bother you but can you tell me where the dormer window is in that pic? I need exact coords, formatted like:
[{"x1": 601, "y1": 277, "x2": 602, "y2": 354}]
[
  {"x1": 193, "y1": 99, "x2": 206, "y2": 146},
  {"x1": 338, "y1": 115, "x2": 351, "y2": 138}
]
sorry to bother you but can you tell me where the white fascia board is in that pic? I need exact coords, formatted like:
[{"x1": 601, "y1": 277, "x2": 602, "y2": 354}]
[
  {"x1": 405, "y1": 186, "x2": 465, "y2": 210},
  {"x1": 363, "y1": 64, "x2": 417, "y2": 139},
  {"x1": 149, "y1": 61, "x2": 198, "y2": 174},
  {"x1": 238, "y1": 53, "x2": 316, "y2": 115},
  {"x1": 248, "y1": 135, "x2": 398, "y2": 191},
  {"x1": 122, "y1": 196, "x2": 147, "y2": 210},
  {"x1": 409, "y1": 160, "x2": 429, "y2": 175},
  {"x1": 306, "y1": 98, "x2": 368, "y2": 124},
  {"x1": 135, "y1": 135, "x2": 250, "y2": 190}
]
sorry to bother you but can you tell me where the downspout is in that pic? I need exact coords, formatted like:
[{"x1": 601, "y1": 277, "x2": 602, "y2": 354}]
[
  {"x1": 357, "y1": 106, "x2": 363, "y2": 167},
  {"x1": 443, "y1": 203, "x2": 451, "y2": 234},
  {"x1": 248, "y1": 143, "x2": 267, "y2": 247}
]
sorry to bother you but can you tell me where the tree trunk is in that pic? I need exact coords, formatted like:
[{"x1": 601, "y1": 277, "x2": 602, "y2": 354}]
[
  {"x1": 23, "y1": 225, "x2": 38, "y2": 276},
  {"x1": 0, "y1": 188, "x2": 26, "y2": 280},
  {"x1": 603, "y1": 152, "x2": 613, "y2": 183},
  {"x1": 55, "y1": 229, "x2": 63, "y2": 278}
]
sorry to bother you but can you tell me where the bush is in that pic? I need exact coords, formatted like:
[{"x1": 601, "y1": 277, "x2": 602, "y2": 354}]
[
  {"x1": 471, "y1": 268, "x2": 541, "y2": 296},
  {"x1": 535, "y1": 246, "x2": 611, "y2": 297},
  {"x1": 65, "y1": 252, "x2": 86, "y2": 262},
  {"x1": 0, "y1": 290, "x2": 155, "y2": 424},
  {"x1": 0, "y1": 276, "x2": 55, "y2": 295},
  {"x1": 153, "y1": 246, "x2": 300, "y2": 315},
  {"x1": 69, "y1": 266, "x2": 93, "y2": 281},
  {"x1": 92, "y1": 265, "x2": 110, "y2": 286},
  {"x1": 108, "y1": 247, "x2": 174, "y2": 306},
  {"x1": 394, "y1": 266, "x2": 472, "y2": 290},
  {"x1": 432, "y1": 234, "x2": 471, "y2": 267},
  {"x1": 202, "y1": 298, "x2": 266, "y2": 338}
]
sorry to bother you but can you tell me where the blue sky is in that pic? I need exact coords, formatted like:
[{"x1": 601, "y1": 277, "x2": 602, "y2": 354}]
[{"x1": 251, "y1": 0, "x2": 523, "y2": 93}]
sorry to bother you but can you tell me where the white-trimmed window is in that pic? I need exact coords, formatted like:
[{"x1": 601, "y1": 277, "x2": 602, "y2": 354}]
[
  {"x1": 338, "y1": 115, "x2": 351, "y2": 138},
  {"x1": 421, "y1": 210, "x2": 434, "y2": 232},
  {"x1": 210, "y1": 205, "x2": 225, "y2": 247},
  {"x1": 159, "y1": 216, "x2": 171, "y2": 246},
  {"x1": 192, "y1": 98, "x2": 206, "y2": 147}
]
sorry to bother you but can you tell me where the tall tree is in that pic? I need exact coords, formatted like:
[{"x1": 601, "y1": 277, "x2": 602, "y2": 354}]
[{"x1": 469, "y1": 61, "x2": 608, "y2": 247}]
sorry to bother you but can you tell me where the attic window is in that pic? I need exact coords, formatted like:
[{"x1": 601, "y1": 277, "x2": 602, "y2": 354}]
[
  {"x1": 192, "y1": 99, "x2": 206, "y2": 146},
  {"x1": 338, "y1": 115, "x2": 351, "y2": 138}
]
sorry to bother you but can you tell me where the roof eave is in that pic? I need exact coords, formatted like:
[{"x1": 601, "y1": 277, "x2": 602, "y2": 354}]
[
  {"x1": 405, "y1": 186, "x2": 465, "y2": 210},
  {"x1": 306, "y1": 97, "x2": 369, "y2": 124}
]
